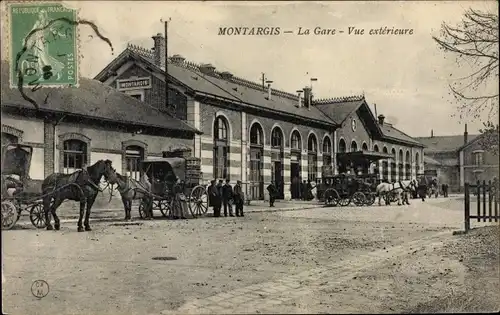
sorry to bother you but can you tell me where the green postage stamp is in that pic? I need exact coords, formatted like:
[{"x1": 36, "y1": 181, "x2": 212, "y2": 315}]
[{"x1": 8, "y1": 2, "x2": 79, "y2": 87}]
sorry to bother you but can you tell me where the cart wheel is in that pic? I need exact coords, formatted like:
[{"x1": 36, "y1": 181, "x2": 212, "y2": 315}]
[
  {"x1": 324, "y1": 188, "x2": 340, "y2": 207},
  {"x1": 352, "y1": 192, "x2": 366, "y2": 206},
  {"x1": 159, "y1": 199, "x2": 171, "y2": 217},
  {"x1": 29, "y1": 203, "x2": 47, "y2": 229},
  {"x1": 1, "y1": 200, "x2": 18, "y2": 230},
  {"x1": 189, "y1": 185, "x2": 208, "y2": 218},
  {"x1": 339, "y1": 198, "x2": 351, "y2": 207},
  {"x1": 138, "y1": 201, "x2": 146, "y2": 219},
  {"x1": 364, "y1": 193, "x2": 376, "y2": 206}
]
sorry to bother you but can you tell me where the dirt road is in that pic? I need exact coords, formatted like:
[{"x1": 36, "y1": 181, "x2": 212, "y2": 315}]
[{"x1": 2, "y1": 198, "x2": 499, "y2": 314}]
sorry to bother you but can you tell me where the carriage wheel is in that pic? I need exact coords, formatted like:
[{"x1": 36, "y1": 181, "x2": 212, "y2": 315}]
[
  {"x1": 1, "y1": 200, "x2": 18, "y2": 230},
  {"x1": 339, "y1": 197, "x2": 351, "y2": 207},
  {"x1": 158, "y1": 199, "x2": 172, "y2": 217},
  {"x1": 138, "y1": 201, "x2": 147, "y2": 219},
  {"x1": 352, "y1": 192, "x2": 366, "y2": 206},
  {"x1": 189, "y1": 186, "x2": 208, "y2": 218},
  {"x1": 364, "y1": 193, "x2": 376, "y2": 206},
  {"x1": 29, "y1": 203, "x2": 47, "y2": 229},
  {"x1": 323, "y1": 188, "x2": 340, "y2": 207}
]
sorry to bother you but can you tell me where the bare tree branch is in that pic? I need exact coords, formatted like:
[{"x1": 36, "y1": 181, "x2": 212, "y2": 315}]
[{"x1": 433, "y1": 8, "x2": 499, "y2": 121}]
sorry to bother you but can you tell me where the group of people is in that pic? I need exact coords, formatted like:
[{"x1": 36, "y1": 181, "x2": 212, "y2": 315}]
[
  {"x1": 290, "y1": 178, "x2": 316, "y2": 201},
  {"x1": 207, "y1": 179, "x2": 245, "y2": 217}
]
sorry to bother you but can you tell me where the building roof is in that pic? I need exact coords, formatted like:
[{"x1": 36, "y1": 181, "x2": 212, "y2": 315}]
[
  {"x1": 314, "y1": 97, "x2": 423, "y2": 147},
  {"x1": 424, "y1": 155, "x2": 441, "y2": 166},
  {"x1": 415, "y1": 135, "x2": 480, "y2": 153},
  {"x1": 95, "y1": 44, "x2": 423, "y2": 147},
  {"x1": 1, "y1": 60, "x2": 199, "y2": 134},
  {"x1": 95, "y1": 48, "x2": 336, "y2": 126}
]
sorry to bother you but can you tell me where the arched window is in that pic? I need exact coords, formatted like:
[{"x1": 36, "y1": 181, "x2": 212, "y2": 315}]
[
  {"x1": 125, "y1": 145, "x2": 144, "y2": 180},
  {"x1": 308, "y1": 134, "x2": 318, "y2": 181},
  {"x1": 381, "y1": 146, "x2": 389, "y2": 182},
  {"x1": 415, "y1": 152, "x2": 420, "y2": 175},
  {"x1": 250, "y1": 123, "x2": 263, "y2": 146},
  {"x1": 323, "y1": 136, "x2": 332, "y2": 166},
  {"x1": 308, "y1": 134, "x2": 318, "y2": 152},
  {"x1": 291, "y1": 130, "x2": 301, "y2": 151},
  {"x1": 63, "y1": 139, "x2": 87, "y2": 173},
  {"x1": 351, "y1": 140, "x2": 358, "y2": 152},
  {"x1": 271, "y1": 127, "x2": 283, "y2": 148},
  {"x1": 362, "y1": 142, "x2": 368, "y2": 151},
  {"x1": 405, "y1": 151, "x2": 411, "y2": 180},
  {"x1": 374, "y1": 144, "x2": 379, "y2": 152},
  {"x1": 391, "y1": 148, "x2": 397, "y2": 180},
  {"x1": 2, "y1": 132, "x2": 19, "y2": 145},
  {"x1": 214, "y1": 116, "x2": 229, "y2": 180},
  {"x1": 214, "y1": 116, "x2": 228, "y2": 141},
  {"x1": 398, "y1": 149, "x2": 404, "y2": 180},
  {"x1": 338, "y1": 139, "x2": 347, "y2": 153}
]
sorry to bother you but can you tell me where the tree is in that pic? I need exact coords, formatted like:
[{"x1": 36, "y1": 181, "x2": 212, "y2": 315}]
[
  {"x1": 433, "y1": 8, "x2": 499, "y2": 120},
  {"x1": 478, "y1": 121, "x2": 499, "y2": 156}
]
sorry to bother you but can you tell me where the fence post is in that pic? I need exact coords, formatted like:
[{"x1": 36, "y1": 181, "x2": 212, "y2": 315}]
[
  {"x1": 477, "y1": 180, "x2": 481, "y2": 222},
  {"x1": 488, "y1": 180, "x2": 493, "y2": 222},
  {"x1": 482, "y1": 180, "x2": 487, "y2": 222},
  {"x1": 465, "y1": 183, "x2": 470, "y2": 232}
]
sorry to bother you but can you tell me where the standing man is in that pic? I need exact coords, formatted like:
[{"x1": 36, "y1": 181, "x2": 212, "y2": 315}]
[
  {"x1": 208, "y1": 180, "x2": 221, "y2": 217},
  {"x1": 222, "y1": 179, "x2": 234, "y2": 217},
  {"x1": 233, "y1": 180, "x2": 245, "y2": 217},
  {"x1": 417, "y1": 175, "x2": 427, "y2": 202},
  {"x1": 301, "y1": 180, "x2": 307, "y2": 201},
  {"x1": 267, "y1": 181, "x2": 277, "y2": 207}
]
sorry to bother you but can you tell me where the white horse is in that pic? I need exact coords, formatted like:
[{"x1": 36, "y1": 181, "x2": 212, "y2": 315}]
[{"x1": 375, "y1": 180, "x2": 417, "y2": 206}]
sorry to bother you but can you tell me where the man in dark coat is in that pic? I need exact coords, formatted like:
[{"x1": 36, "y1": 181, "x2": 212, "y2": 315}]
[
  {"x1": 222, "y1": 179, "x2": 234, "y2": 217},
  {"x1": 233, "y1": 180, "x2": 245, "y2": 217},
  {"x1": 301, "y1": 180, "x2": 307, "y2": 201},
  {"x1": 267, "y1": 181, "x2": 278, "y2": 207},
  {"x1": 417, "y1": 175, "x2": 427, "y2": 202},
  {"x1": 443, "y1": 183, "x2": 449, "y2": 197},
  {"x1": 208, "y1": 180, "x2": 221, "y2": 217},
  {"x1": 306, "y1": 179, "x2": 314, "y2": 201}
]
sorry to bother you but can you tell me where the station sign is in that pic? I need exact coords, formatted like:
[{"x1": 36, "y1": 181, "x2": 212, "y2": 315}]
[{"x1": 116, "y1": 77, "x2": 152, "y2": 91}]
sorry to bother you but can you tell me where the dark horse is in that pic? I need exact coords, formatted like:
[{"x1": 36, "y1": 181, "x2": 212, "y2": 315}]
[{"x1": 41, "y1": 160, "x2": 113, "y2": 232}]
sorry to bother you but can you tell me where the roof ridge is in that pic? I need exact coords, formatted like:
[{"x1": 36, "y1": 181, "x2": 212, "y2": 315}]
[
  {"x1": 313, "y1": 95, "x2": 365, "y2": 105},
  {"x1": 127, "y1": 43, "x2": 154, "y2": 60}
]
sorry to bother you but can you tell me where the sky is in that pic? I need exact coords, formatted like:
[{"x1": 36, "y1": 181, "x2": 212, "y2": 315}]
[{"x1": 4, "y1": 1, "x2": 499, "y2": 137}]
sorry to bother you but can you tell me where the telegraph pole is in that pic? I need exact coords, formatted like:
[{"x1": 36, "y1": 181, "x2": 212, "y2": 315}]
[{"x1": 162, "y1": 18, "x2": 172, "y2": 111}]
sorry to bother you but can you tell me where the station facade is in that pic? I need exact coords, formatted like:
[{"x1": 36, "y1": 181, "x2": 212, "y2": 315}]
[{"x1": 95, "y1": 33, "x2": 425, "y2": 201}]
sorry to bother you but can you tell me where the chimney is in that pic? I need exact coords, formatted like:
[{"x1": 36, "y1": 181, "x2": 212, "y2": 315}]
[
  {"x1": 296, "y1": 90, "x2": 303, "y2": 107},
  {"x1": 303, "y1": 87, "x2": 312, "y2": 109},
  {"x1": 266, "y1": 80, "x2": 273, "y2": 100},
  {"x1": 378, "y1": 114, "x2": 385, "y2": 125},
  {"x1": 199, "y1": 63, "x2": 216, "y2": 75},
  {"x1": 170, "y1": 54, "x2": 185, "y2": 64},
  {"x1": 464, "y1": 123, "x2": 468, "y2": 144},
  {"x1": 151, "y1": 33, "x2": 165, "y2": 68},
  {"x1": 220, "y1": 71, "x2": 233, "y2": 80},
  {"x1": 431, "y1": 129, "x2": 434, "y2": 138}
]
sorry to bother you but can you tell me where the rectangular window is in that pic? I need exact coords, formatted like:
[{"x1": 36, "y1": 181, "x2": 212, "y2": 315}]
[
  {"x1": 213, "y1": 146, "x2": 229, "y2": 180},
  {"x1": 308, "y1": 154, "x2": 317, "y2": 182},
  {"x1": 474, "y1": 152, "x2": 483, "y2": 166},
  {"x1": 63, "y1": 151, "x2": 86, "y2": 174},
  {"x1": 323, "y1": 155, "x2": 332, "y2": 167},
  {"x1": 125, "y1": 152, "x2": 142, "y2": 180}
]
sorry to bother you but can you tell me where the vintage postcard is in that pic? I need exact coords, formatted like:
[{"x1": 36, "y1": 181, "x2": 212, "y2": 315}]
[{"x1": 1, "y1": 1, "x2": 499, "y2": 314}]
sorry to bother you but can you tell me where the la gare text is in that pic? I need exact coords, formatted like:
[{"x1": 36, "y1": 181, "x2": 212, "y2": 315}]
[{"x1": 218, "y1": 26, "x2": 414, "y2": 36}]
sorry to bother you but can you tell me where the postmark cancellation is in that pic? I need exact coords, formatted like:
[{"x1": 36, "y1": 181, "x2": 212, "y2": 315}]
[{"x1": 5, "y1": 1, "x2": 80, "y2": 88}]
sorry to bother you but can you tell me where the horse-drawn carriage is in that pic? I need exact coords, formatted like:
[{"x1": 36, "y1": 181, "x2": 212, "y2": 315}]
[
  {"x1": 318, "y1": 173, "x2": 379, "y2": 207},
  {"x1": 135, "y1": 156, "x2": 208, "y2": 219},
  {"x1": 1, "y1": 144, "x2": 47, "y2": 230}
]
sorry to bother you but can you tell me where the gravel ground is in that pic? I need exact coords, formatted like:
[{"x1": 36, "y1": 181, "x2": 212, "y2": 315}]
[{"x1": 2, "y1": 198, "x2": 498, "y2": 314}]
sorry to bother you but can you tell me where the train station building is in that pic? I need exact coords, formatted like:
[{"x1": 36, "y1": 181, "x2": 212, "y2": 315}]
[{"x1": 94, "y1": 33, "x2": 425, "y2": 201}]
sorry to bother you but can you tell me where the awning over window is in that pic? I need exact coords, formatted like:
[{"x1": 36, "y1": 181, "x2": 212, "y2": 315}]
[{"x1": 337, "y1": 150, "x2": 394, "y2": 164}]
